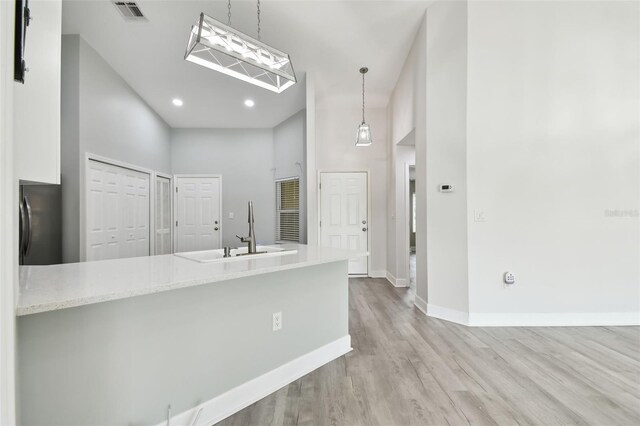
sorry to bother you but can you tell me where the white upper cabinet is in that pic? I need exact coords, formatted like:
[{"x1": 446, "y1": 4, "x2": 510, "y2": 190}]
[{"x1": 13, "y1": 0, "x2": 62, "y2": 184}]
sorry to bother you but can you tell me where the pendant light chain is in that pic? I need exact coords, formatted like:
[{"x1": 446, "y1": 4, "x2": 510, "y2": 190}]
[
  {"x1": 257, "y1": 0, "x2": 261, "y2": 41},
  {"x1": 227, "y1": 0, "x2": 231, "y2": 25}
]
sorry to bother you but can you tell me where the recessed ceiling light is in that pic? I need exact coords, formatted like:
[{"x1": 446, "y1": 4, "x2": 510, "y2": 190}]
[
  {"x1": 172, "y1": 98, "x2": 183, "y2": 107},
  {"x1": 244, "y1": 99, "x2": 255, "y2": 107}
]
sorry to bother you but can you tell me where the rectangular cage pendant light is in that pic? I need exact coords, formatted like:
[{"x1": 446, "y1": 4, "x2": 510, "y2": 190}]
[{"x1": 185, "y1": 13, "x2": 296, "y2": 93}]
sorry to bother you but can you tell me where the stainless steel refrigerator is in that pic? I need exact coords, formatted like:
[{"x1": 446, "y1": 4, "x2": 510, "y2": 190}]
[{"x1": 19, "y1": 183, "x2": 62, "y2": 265}]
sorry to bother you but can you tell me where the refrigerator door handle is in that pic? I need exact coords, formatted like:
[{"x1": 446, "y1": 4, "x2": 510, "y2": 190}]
[
  {"x1": 24, "y1": 195, "x2": 33, "y2": 256},
  {"x1": 19, "y1": 198, "x2": 27, "y2": 257}
]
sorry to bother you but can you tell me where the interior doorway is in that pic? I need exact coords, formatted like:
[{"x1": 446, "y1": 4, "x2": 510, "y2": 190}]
[{"x1": 409, "y1": 165, "x2": 416, "y2": 291}]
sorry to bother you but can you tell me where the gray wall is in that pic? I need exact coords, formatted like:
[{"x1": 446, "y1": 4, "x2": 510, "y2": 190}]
[
  {"x1": 61, "y1": 36, "x2": 80, "y2": 263},
  {"x1": 18, "y1": 261, "x2": 348, "y2": 425},
  {"x1": 60, "y1": 35, "x2": 172, "y2": 262},
  {"x1": 78, "y1": 37, "x2": 171, "y2": 173},
  {"x1": 171, "y1": 128, "x2": 277, "y2": 246},
  {"x1": 273, "y1": 109, "x2": 307, "y2": 243}
]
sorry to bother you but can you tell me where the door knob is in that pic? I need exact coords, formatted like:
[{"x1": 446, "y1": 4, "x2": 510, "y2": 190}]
[
  {"x1": 362, "y1": 227, "x2": 367, "y2": 232},
  {"x1": 362, "y1": 220, "x2": 367, "y2": 224},
  {"x1": 214, "y1": 227, "x2": 219, "y2": 231}
]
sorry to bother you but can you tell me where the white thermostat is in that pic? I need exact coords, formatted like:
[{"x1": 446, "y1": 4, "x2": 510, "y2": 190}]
[{"x1": 439, "y1": 184, "x2": 453, "y2": 193}]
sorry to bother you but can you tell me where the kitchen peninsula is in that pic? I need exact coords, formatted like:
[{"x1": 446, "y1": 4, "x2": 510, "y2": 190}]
[{"x1": 17, "y1": 244, "x2": 364, "y2": 425}]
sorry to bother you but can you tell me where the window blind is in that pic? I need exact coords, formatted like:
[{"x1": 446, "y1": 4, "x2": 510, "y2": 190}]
[{"x1": 276, "y1": 178, "x2": 300, "y2": 242}]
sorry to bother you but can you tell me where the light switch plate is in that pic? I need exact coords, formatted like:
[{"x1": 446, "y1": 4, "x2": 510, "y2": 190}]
[{"x1": 474, "y1": 210, "x2": 487, "y2": 222}]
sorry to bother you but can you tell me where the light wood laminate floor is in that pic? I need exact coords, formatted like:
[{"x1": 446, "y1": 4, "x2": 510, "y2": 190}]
[{"x1": 219, "y1": 278, "x2": 640, "y2": 425}]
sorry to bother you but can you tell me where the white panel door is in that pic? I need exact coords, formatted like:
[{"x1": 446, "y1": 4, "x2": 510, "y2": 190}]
[
  {"x1": 155, "y1": 175, "x2": 172, "y2": 255},
  {"x1": 86, "y1": 160, "x2": 150, "y2": 261},
  {"x1": 175, "y1": 176, "x2": 221, "y2": 252},
  {"x1": 320, "y1": 172, "x2": 368, "y2": 274}
]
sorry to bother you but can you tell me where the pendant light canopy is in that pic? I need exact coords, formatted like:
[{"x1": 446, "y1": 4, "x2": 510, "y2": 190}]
[
  {"x1": 356, "y1": 67, "x2": 372, "y2": 146},
  {"x1": 184, "y1": 1, "x2": 296, "y2": 93}
]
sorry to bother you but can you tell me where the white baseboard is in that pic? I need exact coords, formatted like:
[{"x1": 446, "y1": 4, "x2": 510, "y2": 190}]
[
  {"x1": 395, "y1": 278, "x2": 408, "y2": 287},
  {"x1": 384, "y1": 271, "x2": 409, "y2": 288},
  {"x1": 160, "y1": 335, "x2": 352, "y2": 426},
  {"x1": 468, "y1": 312, "x2": 640, "y2": 327},
  {"x1": 369, "y1": 270, "x2": 386, "y2": 279},
  {"x1": 412, "y1": 298, "x2": 639, "y2": 327},
  {"x1": 414, "y1": 295, "x2": 428, "y2": 316},
  {"x1": 385, "y1": 271, "x2": 396, "y2": 286},
  {"x1": 426, "y1": 303, "x2": 469, "y2": 325}
]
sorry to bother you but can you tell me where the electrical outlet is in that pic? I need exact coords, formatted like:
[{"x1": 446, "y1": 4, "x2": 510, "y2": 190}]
[
  {"x1": 504, "y1": 272, "x2": 515, "y2": 285},
  {"x1": 272, "y1": 312, "x2": 282, "y2": 331}
]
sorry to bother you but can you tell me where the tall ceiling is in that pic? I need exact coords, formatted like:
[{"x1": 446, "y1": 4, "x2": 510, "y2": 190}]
[{"x1": 62, "y1": 0, "x2": 430, "y2": 128}]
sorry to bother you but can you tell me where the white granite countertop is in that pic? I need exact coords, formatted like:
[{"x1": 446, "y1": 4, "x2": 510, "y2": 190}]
[{"x1": 17, "y1": 244, "x2": 366, "y2": 316}]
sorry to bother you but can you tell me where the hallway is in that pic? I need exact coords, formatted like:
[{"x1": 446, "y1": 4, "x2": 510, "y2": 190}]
[{"x1": 221, "y1": 278, "x2": 640, "y2": 425}]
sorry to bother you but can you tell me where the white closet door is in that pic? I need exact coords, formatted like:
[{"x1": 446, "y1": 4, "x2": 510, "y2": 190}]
[
  {"x1": 155, "y1": 175, "x2": 172, "y2": 255},
  {"x1": 175, "y1": 176, "x2": 221, "y2": 252},
  {"x1": 86, "y1": 160, "x2": 150, "y2": 261},
  {"x1": 320, "y1": 172, "x2": 368, "y2": 274}
]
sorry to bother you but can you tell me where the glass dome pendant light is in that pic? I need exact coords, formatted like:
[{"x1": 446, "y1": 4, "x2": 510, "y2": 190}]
[
  {"x1": 356, "y1": 67, "x2": 372, "y2": 146},
  {"x1": 184, "y1": 0, "x2": 296, "y2": 93}
]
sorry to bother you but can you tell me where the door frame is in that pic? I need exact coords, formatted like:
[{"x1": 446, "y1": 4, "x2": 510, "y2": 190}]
[
  {"x1": 152, "y1": 172, "x2": 173, "y2": 255},
  {"x1": 317, "y1": 170, "x2": 371, "y2": 276},
  {"x1": 172, "y1": 174, "x2": 223, "y2": 253},
  {"x1": 81, "y1": 153, "x2": 154, "y2": 261},
  {"x1": 404, "y1": 163, "x2": 414, "y2": 290},
  {"x1": 0, "y1": 0, "x2": 17, "y2": 420}
]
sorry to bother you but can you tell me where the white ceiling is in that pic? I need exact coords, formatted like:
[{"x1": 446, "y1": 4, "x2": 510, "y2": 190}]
[{"x1": 62, "y1": 0, "x2": 430, "y2": 128}]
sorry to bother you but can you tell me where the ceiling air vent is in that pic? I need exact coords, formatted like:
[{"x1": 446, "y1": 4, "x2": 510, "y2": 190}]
[{"x1": 113, "y1": 2, "x2": 147, "y2": 21}]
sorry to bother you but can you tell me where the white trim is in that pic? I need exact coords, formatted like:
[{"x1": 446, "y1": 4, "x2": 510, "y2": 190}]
[
  {"x1": 426, "y1": 303, "x2": 470, "y2": 326},
  {"x1": 152, "y1": 172, "x2": 173, "y2": 255},
  {"x1": 172, "y1": 173, "x2": 224, "y2": 179},
  {"x1": 468, "y1": 312, "x2": 640, "y2": 327},
  {"x1": 404, "y1": 162, "x2": 414, "y2": 289},
  {"x1": 369, "y1": 270, "x2": 386, "y2": 279},
  {"x1": 318, "y1": 170, "x2": 371, "y2": 275},
  {"x1": 413, "y1": 299, "x2": 639, "y2": 327},
  {"x1": 0, "y1": 0, "x2": 17, "y2": 421},
  {"x1": 414, "y1": 295, "x2": 429, "y2": 316},
  {"x1": 305, "y1": 73, "x2": 317, "y2": 246},
  {"x1": 173, "y1": 175, "x2": 223, "y2": 253},
  {"x1": 386, "y1": 271, "x2": 396, "y2": 286},
  {"x1": 158, "y1": 335, "x2": 352, "y2": 426},
  {"x1": 384, "y1": 271, "x2": 409, "y2": 288}
]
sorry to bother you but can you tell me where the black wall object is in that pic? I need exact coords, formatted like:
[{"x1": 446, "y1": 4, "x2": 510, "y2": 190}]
[{"x1": 14, "y1": 0, "x2": 30, "y2": 83}]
